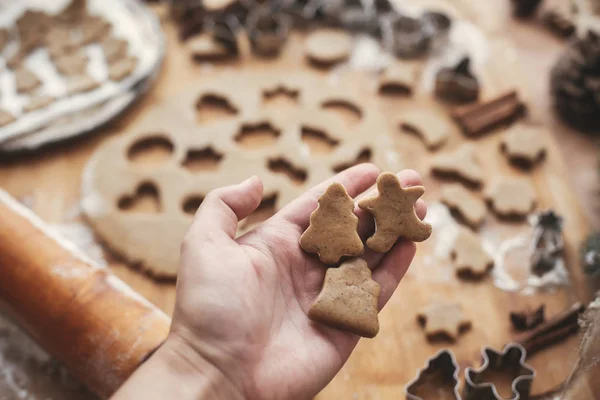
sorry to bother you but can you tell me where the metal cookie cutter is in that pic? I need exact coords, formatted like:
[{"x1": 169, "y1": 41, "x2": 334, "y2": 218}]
[
  {"x1": 283, "y1": 0, "x2": 323, "y2": 28},
  {"x1": 529, "y1": 210, "x2": 564, "y2": 276},
  {"x1": 463, "y1": 343, "x2": 535, "y2": 400},
  {"x1": 206, "y1": 15, "x2": 241, "y2": 57},
  {"x1": 435, "y1": 56, "x2": 480, "y2": 104},
  {"x1": 381, "y1": 14, "x2": 435, "y2": 58},
  {"x1": 246, "y1": 8, "x2": 291, "y2": 57},
  {"x1": 405, "y1": 349, "x2": 461, "y2": 400},
  {"x1": 321, "y1": 0, "x2": 374, "y2": 32}
]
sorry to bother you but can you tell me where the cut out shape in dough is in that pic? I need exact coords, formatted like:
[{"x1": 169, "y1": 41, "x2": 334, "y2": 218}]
[
  {"x1": 485, "y1": 177, "x2": 537, "y2": 219},
  {"x1": 451, "y1": 226, "x2": 494, "y2": 279},
  {"x1": 300, "y1": 182, "x2": 364, "y2": 265},
  {"x1": 308, "y1": 258, "x2": 381, "y2": 338},
  {"x1": 305, "y1": 28, "x2": 352, "y2": 66},
  {"x1": 500, "y1": 124, "x2": 547, "y2": 169},
  {"x1": 417, "y1": 302, "x2": 472, "y2": 342},
  {"x1": 431, "y1": 144, "x2": 483, "y2": 188},
  {"x1": 378, "y1": 62, "x2": 417, "y2": 96},
  {"x1": 359, "y1": 172, "x2": 432, "y2": 253},
  {"x1": 440, "y1": 184, "x2": 486, "y2": 228},
  {"x1": 15, "y1": 67, "x2": 41, "y2": 94},
  {"x1": 401, "y1": 109, "x2": 451, "y2": 150}
]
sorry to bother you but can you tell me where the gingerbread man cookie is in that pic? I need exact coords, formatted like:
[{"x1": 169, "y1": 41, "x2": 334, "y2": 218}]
[
  {"x1": 431, "y1": 144, "x2": 483, "y2": 187},
  {"x1": 440, "y1": 184, "x2": 486, "y2": 228},
  {"x1": 401, "y1": 108, "x2": 451, "y2": 150},
  {"x1": 500, "y1": 124, "x2": 547, "y2": 169},
  {"x1": 359, "y1": 172, "x2": 432, "y2": 253},
  {"x1": 308, "y1": 258, "x2": 380, "y2": 338},
  {"x1": 485, "y1": 178, "x2": 536, "y2": 218},
  {"x1": 300, "y1": 182, "x2": 364, "y2": 264},
  {"x1": 417, "y1": 302, "x2": 471, "y2": 341},
  {"x1": 451, "y1": 226, "x2": 494, "y2": 278}
]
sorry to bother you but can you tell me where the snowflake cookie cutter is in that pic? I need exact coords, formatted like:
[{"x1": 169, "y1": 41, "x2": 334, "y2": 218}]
[
  {"x1": 463, "y1": 343, "x2": 535, "y2": 400},
  {"x1": 405, "y1": 349, "x2": 461, "y2": 400}
]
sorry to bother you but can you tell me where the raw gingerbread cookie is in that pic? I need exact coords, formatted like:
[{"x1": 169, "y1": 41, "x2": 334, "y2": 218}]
[
  {"x1": 15, "y1": 66, "x2": 41, "y2": 94},
  {"x1": 417, "y1": 302, "x2": 471, "y2": 341},
  {"x1": 108, "y1": 55, "x2": 138, "y2": 81},
  {"x1": 359, "y1": 172, "x2": 432, "y2": 253},
  {"x1": 305, "y1": 28, "x2": 352, "y2": 66},
  {"x1": 68, "y1": 74, "x2": 100, "y2": 95},
  {"x1": 186, "y1": 34, "x2": 232, "y2": 60},
  {"x1": 101, "y1": 36, "x2": 129, "y2": 64},
  {"x1": 500, "y1": 124, "x2": 547, "y2": 168},
  {"x1": 0, "y1": 109, "x2": 15, "y2": 127},
  {"x1": 485, "y1": 177, "x2": 536, "y2": 218},
  {"x1": 430, "y1": 143, "x2": 483, "y2": 188},
  {"x1": 451, "y1": 226, "x2": 494, "y2": 278},
  {"x1": 300, "y1": 182, "x2": 364, "y2": 265},
  {"x1": 24, "y1": 95, "x2": 55, "y2": 113},
  {"x1": 378, "y1": 62, "x2": 417, "y2": 95},
  {"x1": 308, "y1": 258, "x2": 380, "y2": 338},
  {"x1": 401, "y1": 108, "x2": 451, "y2": 150},
  {"x1": 54, "y1": 51, "x2": 89, "y2": 76},
  {"x1": 440, "y1": 184, "x2": 486, "y2": 228}
]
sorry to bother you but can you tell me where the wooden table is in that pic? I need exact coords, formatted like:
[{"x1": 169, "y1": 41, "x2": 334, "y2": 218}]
[{"x1": 1, "y1": 1, "x2": 599, "y2": 399}]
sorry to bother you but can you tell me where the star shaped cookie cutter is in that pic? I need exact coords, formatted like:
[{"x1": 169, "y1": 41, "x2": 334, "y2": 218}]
[
  {"x1": 463, "y1": 343, "x2": 535, "y2": 400},
  {"x1": 405, "y1": 349, "x2": 461, "y2": 400}
]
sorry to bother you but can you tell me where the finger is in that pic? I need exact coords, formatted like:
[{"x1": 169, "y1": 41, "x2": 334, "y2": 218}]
[
  {"x1": 372, "y1": 240, "x2": 417, "y2": 309},
  {"x1": 276, "y1": 163, "x2": 380, "y2": 229},
  {"x1": 189, "y1": 175, "x2": 264, "y2": 240}
]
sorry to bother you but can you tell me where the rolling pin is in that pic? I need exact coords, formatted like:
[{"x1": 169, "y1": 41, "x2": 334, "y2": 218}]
[{"x1": 0, "y1": 189, "x2": 171, "y2": 398}]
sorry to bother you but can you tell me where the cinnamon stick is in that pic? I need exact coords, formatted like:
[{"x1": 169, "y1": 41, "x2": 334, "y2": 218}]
[
  {"x1": 452, "y1": 90, "x2": 526, "y2": 136},
  {"x1": 515, "y1": 302, "x2": 585, "y2": 357}
]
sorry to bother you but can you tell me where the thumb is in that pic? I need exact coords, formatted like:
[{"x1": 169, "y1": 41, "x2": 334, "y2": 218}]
[{"x1": 189, "y1": 176, "x2": 264, "y2": 240}]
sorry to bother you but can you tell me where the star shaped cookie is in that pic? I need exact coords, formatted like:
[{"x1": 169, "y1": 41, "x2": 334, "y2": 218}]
[
  {"x1": 485, "y1": 178, "x2": 536, "y2": 218},
  {"x1": 359, "y1": 172, "x2": 432, "y2": 253},
  {"x1": 500, "y1": 124, "x2": 547, "y2": 168},
  {"x1": 451, "y1": 226, "x2": 494, "y2": 279},
  {"x1": 417, "y1": 302, "x2": 471, "y2": 341},
  {"x1": 431, "y1": 144, "x2": 483, "y2": 187}
]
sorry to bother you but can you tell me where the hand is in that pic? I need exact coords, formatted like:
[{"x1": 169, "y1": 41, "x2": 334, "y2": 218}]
[{"x1": 112, "y1": 164, "x2": 427, "y2": 400}]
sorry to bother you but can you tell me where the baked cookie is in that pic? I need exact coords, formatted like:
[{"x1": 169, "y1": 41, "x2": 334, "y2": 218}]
[
  {"x1": 24, "y1": 95, "x2": 55, "y2": 112},
  {"x1": 359, "y1": 172, "x2": 432, "y2": 253},
  {"x1": 417, "y1": 302, "x2": 471, "y2": 341},
  {"x1": 451, "y1": 226, "x2": 494, "y2": 279},
  {"x1": 401, "y1": 108, "x2": 451, "y2": 150},
  {"x1": 300, "y1": 182, "x2": 364, "y2": 265},
  {"x1": 101, "y1": 36, "x2": 129, "y2": 64},
  {"x1": 108, "y1": 55, "x2": 138, "y2": 81},
  {"x1": 308, "y1": 258, "x2": 380, "y2": 338},
  {"x1": 305, "y1": 28, "x2": 352, "y2": 66},
  {"x1": 500, "y1": 124, "x2": 547, "y2": 169},
  {"x1": 0, "y1": 109, "x2": 15, "y2": 127},
  {"x1": 431, "y1": 144, "x2": 483, "y2": 188},
  {"x1": 68, "y1": 74, "x2": 100, "y2": 95},
  {"x1": 81, "y1": 15, "x2": 112, "y2": 45},
  {"x1": 485, "y1": 177, "x2": 536, "y2": 218},
  {"x1": 55, "y1": 51, "x2": 89, "y2": 76},
  {"x1": 440, "y1": 184, "x2": 486, "y2": 228},
  {"x1": 15, "y1": 67, "x2": 41, "y2": 94}
]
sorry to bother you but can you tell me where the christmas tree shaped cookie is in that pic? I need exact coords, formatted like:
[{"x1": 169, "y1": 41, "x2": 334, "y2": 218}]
[
  {"x1": 359, "y1": 172, "x2": 432, "y2": 253},
  {"x1": 300, "y1": 182, "x2": 364, "y2": 264},
  {"x1": 308, "y1": 258, "x2": 381, "y2": 338}
]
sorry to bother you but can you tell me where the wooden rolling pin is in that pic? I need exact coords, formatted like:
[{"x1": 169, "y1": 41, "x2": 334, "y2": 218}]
[{"x1": 0, "y1": 189, "x2": 171, "y2": 398}]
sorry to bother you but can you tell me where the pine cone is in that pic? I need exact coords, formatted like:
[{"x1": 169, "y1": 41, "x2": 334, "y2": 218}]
[
  {"x1": 581, "y1": 231, "x2": 600, "y2": 275},
  {"x1": 550, "y1": 31, "x2": 600, "y2": 132}
]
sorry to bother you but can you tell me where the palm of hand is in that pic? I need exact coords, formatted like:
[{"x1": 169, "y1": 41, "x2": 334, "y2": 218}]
[{"x1": 170, "y1": 164, "x2": 426, "y2": 400}]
